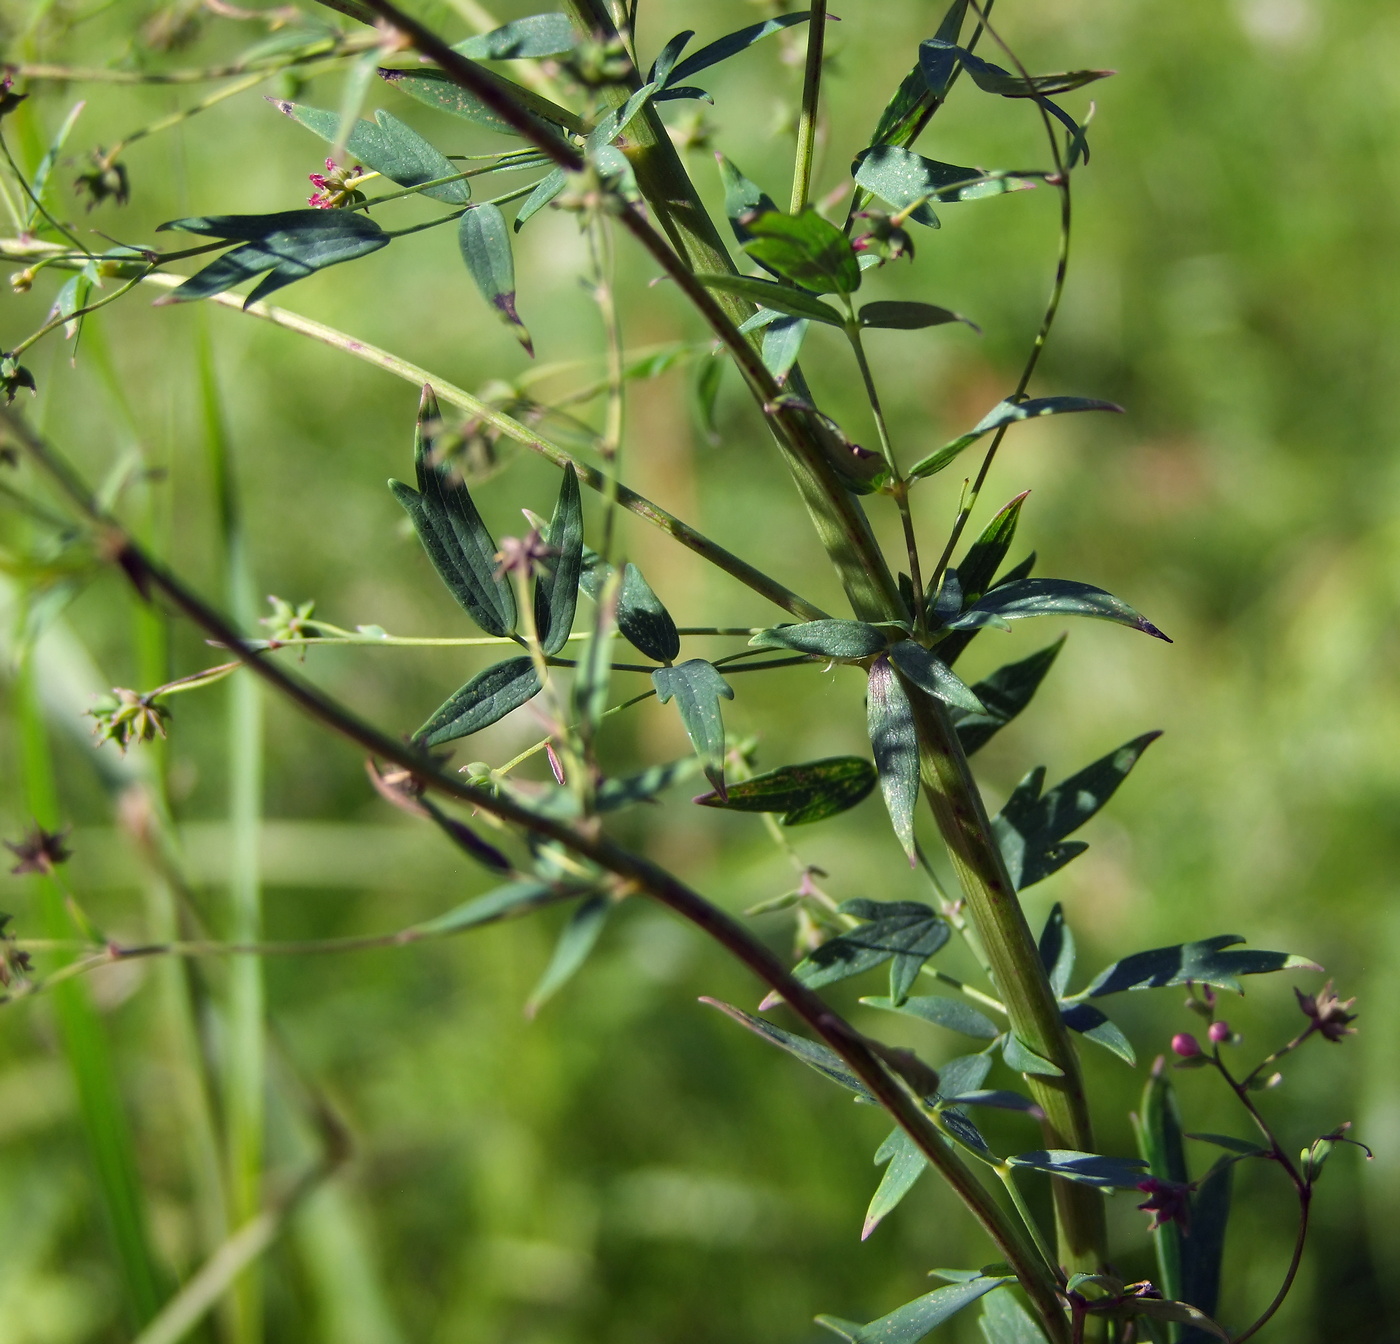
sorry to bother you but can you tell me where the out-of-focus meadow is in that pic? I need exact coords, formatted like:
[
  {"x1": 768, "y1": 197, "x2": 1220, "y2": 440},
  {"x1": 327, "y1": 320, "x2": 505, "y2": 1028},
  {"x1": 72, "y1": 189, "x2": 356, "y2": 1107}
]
[{"x1": 0, "y1": 0, "x2": 1398, "y2": 1341}]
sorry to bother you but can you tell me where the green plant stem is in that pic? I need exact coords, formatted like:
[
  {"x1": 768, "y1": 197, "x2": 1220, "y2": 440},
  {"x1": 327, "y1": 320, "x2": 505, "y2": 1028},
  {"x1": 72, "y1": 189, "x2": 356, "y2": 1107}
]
[
  {"x1": 996, "y1": 1164, "x2": 1059, "y2": 1279},
  {"x1": 2, "y1": 406, "x2": 1070, "y2": 1344},
  {"x1": 789, "y1": 0, "x2": 827, "y2": 213},
  {"x1": 905, "y1": 688, "x2": 1105, "y2": 1270}
]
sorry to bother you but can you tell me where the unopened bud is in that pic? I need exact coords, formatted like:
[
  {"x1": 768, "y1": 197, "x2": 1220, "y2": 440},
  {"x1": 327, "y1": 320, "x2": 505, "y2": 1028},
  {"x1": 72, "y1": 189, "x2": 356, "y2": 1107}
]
[
  {"x1": 1208, "y1": 1021, "x2": 1231, "y2": 1043},
  {"x1": 1171, "y1": 1032, "x2": 1201, "y2": 1058},
  {"x1": 10, "y1": 268, "x2": 34, "y2": 293}
]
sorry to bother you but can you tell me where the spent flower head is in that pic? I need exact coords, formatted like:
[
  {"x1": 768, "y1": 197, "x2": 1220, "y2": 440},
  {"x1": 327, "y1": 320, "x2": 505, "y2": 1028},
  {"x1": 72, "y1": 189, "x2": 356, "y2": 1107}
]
[
  {"x1": 0, "y1": 74, "x2": 27, "y2": 120},
  {"x1": 262, "y1": 594, "x2": 316, "y2": 643},
  {"x1": 1135, "y1": 1177, "x2": 1191, "y2": 1233},
  {"x1": 494, "y1": 529, "x2": 557, "y2": 582},
  {"x1": 4, "y1": 824, "x2": 72, "y2": 877},
  {"x1": 1296, "y1": 980, "x2": 1357, "y2": 1043},
  {"x1": 1, "y1": 352, "x2": 36, "y2": 404},
  {"x1": 75, "y1": 150, "x2": 129, "y2": 209},
  {"x1": 851, "y1": 210, "x2": 914, "y2": 265},
  {"x1": 308, "y1": 159, "x2": 366, "y2": 210}
]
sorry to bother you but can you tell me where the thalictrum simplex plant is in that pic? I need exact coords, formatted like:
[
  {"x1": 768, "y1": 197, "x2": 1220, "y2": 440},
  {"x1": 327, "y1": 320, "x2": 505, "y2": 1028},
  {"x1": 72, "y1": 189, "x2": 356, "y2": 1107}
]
[{"x1": 0, "y1": 3, "x2": 1366, "y2": 1342}]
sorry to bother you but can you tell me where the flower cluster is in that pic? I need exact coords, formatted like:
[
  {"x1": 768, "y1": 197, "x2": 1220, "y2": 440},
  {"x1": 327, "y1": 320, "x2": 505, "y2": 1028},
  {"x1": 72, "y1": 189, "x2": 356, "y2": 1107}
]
[
  {"x1": 4, "y1": 825, "x2": 71, "y2": 877},
  {"x1": 1296, "y1": 980, "x2": 1357, "y2": 1043},
  {"x1": 87, "y1": 688, "x2": 170, "y2": 752},
  {"x1": 308, "y1": 158, "x2": 366, "y2": 210}
]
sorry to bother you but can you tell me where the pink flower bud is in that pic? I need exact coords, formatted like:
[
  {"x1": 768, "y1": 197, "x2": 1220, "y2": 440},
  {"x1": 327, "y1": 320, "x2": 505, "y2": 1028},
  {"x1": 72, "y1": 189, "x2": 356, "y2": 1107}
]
[
  {"x1": 1208, "y1": 1021, "x2": 1231, "y2": 1043},
  {"x1": 1171, "y1": 1032, "x2": 1201, "y2": 1058}
]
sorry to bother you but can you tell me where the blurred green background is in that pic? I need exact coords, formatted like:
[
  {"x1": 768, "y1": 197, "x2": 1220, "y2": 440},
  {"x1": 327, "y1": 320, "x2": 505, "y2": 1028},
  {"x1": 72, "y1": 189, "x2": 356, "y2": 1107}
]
[{"x1": 1, "y1": 0, "x2": 1398, "y2": 1341}]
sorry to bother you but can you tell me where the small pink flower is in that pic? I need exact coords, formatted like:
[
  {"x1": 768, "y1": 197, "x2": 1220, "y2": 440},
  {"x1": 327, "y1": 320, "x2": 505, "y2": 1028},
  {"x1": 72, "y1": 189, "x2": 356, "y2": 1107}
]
[
  {"x1": 1136, "y1": 1177, "x2": 1191, "y2": 1232},
  {"x1": 1171, "y1": 1032, "x2": 1201, "y2": 1058}
]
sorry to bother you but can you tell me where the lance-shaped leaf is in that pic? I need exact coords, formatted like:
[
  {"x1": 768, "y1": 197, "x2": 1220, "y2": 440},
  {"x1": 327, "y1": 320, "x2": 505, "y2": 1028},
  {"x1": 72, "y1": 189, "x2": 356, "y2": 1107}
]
[
  {"x1": 272, "y1": 100, "x2": 470, "y2": 204},
  {"x1": 1135, "y1": 1061, "x2": 1187, "y2": 1303},
  {"x1": 694, "y1": 272, "x2": 844, "y2": 325},
  {"x1": 762, "y1": 315, "x2": 809, "y2": 381},
  {"x1": 742, "y1": 208, "x2": 861, "y2": 295},
  {"x1": 1060, "y1": 1002, "x2": 1135, "y2": 1066},
  {"x1": 458, "y1": 203, "x2": 532, "y2": 354},
  {"x1": 958, "y1": 492, "x2": 1027, "y2": 602},
  {"x1": 793, "y1": 899, "x2": 948, "y2": 1000},
  {"x1": 409, "y1": 879, "x2": 584, "y2": 936},
  {"x1": 595, "y1": 757, "x2": 702, "y2": 812},
  {"x1": 950, "y1": 638, "x2": 1063, "y2": 758},
  {"x1": 1039, "y1": 903, "x2": 1074, "y2": 998},
  {"x1": 909, "y1": 396, "x2": 1123, "y2": 480},
  {"x1": 864, "y1": 1128, "x2": 926, "y2": 1240},
  {"x1": 921, "y1": 37, "x2": 1113, "y2": 100},
  {"x1": 853, "y1": 146, "x2": 1034, "y2": 227},
  {"x1": 858, "y1": 0, "x2": 968, "y2": 156},
  {"x1": 572, "y1": 566, "x2": 616, "y2": 739},
  {"x1": 514, "y1": 167, "x2": 566, "y2": 230},
  {"x1": 414, "y1": 656, "x2": 541, "y2": 746},
  {"x1": 378, "y1": 64, "x2": 584, "y2": 136},
  {"x1": 888, "y1": 640, "x2": 984, "y2": 713},
  {"x1": 750, "y1": 619, "x2": 887, "y2": 660},
  {"x1": 1181, "y1": 1159, "x2": 1233, "y2": 1339},
  {"x1": 1006, "y1": 1150, "x2": 1147, "y2": 1190},
  {"x1": 1002, "y1": 1035, "x2": 1063, "y2": 1077},
  {"x1": 665, "y1": 12, "x2": 813, "y2": 86},
  {"x1": 860, "y1": 994, "x2": 999, "y2": 1041},
  {"x1": 453, "y1": 13, "x2": 578, "y2": 60},
  {"x1": 950, "y1": 1090, "x2": 1043, "y2": 1116},
  {"x1": 946, "y1": 577, "x2": 1169, "y2": 643},
  {"x1": 858, "y1": 300, "x2": 975, "y2": 332},
  {"x1": 868, "y1": 655, "x2": 919, "y2": 862},
  {"x1": 694, "y1": 756, "x2": 877, "y2": 825},
  {"x1": 652, "y1": 659, "x2": 734, "y2": 796},
  {"x1": 937, "y1": 1053, "x2": 993, "y2": 1101},
  {"x1": 717, "y1": 153, "x2": 778, "y2": 260},
  {"x1": 1082, "y1": 936, "x2": 1321, "y2": 998},
  {"x1": 817, "y1": 1275, "x2": 1014, "y2": 1344},
  {"x1": 156, "y1": 209, "x2": 389, "y2": 306},
  {"x1": 992, "y1": 733, "x2": 1160, "y2": 889},
  {"x1": 701, "y1": 998, "x2": 873, "y2": 1098},
  {"x1": 580, "y1": 553, "x2": 680, "y2": 664},
  {"x1": 390, "y1": 386, "x2": 516, "y2": 636},
  {"x1": 979, "y1": 1287, "x2": 1048, "y2": 1344},
  {"x1": 526, "y1": 893, "x2": 610, "y2": 1016},
  {"x1": 532, "y1": 469, "x2": 582, "y2": 655}
]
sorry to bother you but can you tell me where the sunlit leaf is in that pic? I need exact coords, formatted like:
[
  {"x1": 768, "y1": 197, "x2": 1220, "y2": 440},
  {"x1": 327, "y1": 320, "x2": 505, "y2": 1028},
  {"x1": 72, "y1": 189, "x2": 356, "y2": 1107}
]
[
  {"x1": 1083, "y1": 936, "x2": 1321, "y2": 998},
  {"x1": 853, "y1": 145, "x2": 1033, "y2": 227},
  {"x1": 793, "y1": 900, "x2": 948, "y2": 999},
  {"x1": 957, "y1": 493, "x2": 1028, "y2": 603},
  {"x1": 1007, "y1": 1150, "x2": 1147, "y2": 1190},
  {"x1": 595, "y1": 757, "x2": 703, "y2": 812},
  {"x1": 526, "y1": 893, "x2": 610, "y2": 1015},
  {"x1": 888, "y1": 639, "x2": 984, "y2": 712},
  {"x1": 860, "y1": 994, "x2": 999, "y2": 1041},
  {"x1": 1060, "y1": 1003, "x2": 1135, "y2": 1066},
  {"x1": 867, "y1": 655, "x2": 919, "y2": 862},
  {"x1": 533, "y1": 469, "x2": 582, "y2": 655},
  {"x1": 701, "y1": 998, "x2": 873, "y2": 1098},
  {"x1": 514, "y1": 167, "x2": 567, "y2": 230},
  {"x1": 750, "y1": 619, "x2": 887, "y2": 660},
  {"x1": 665, "y1": 12, "x2": 813, "y2": 87},
  {"x1": 909, "y1": 397, "x2": 1123, "y2": 480},
  {"x1": 863, "y1": 1127, "x2": 926, "y2": 1240},
  {"x1": 1038, "y1": 902, "x2": 1074, "y2": 998},
  {"x1": 762, "y1": 314, "x2": 810, "y2": 381},
  {"x1": 921, "y1": 37, "x2": 1113, "y2": 99},
  {"x1": 378, "y1": 64, "x2": 583, "y2": 136},
  {"x1": 817, "y1": 1275, "x2": 1013, "y2": 1344},
  {"x1": 694, "y1": 756, "x2": 877, "y2": 825},
  {"x1": 695, "y1": 272, "x2": 845, "y2": 325},
  {"x1": 414, "y1": 656, "x2": 541, "y2": 746},
  {"x1": 453, "y1": 13, "x2": 577, "y2": 60},
  {"x1": 410, "y1": 879, "x2": 582, "y2": 935},
  {"x1": 581, "y1": 553, "x2": 680, "y2": 664},
  {"x1": 272, "y1": 99, "x2": 471, "y2": 204},
  {"x1": 947, "y1": 579, "x2": 1170, "y2": 643},
  {"x1": 979, "y1": 1286, "x2": 1048, "y2": 1344},
  {"x1": 742, "y1": 208, "x2": 861, "y2": 296},
  {"x1": 459, "y1": 203, "x2": 532, "y2": 354},
  {"x1": 652, "y1": 659, "x2": 734, "y2": 795},
  {"x1": 1002, "y1": 1034, "x2": 1063, "y2": 1077}
]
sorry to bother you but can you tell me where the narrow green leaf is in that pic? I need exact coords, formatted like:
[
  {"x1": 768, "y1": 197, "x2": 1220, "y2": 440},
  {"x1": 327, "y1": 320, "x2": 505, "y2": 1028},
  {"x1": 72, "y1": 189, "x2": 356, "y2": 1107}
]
[
  {"x1": 888, "y1": 640, "x2": 984, "y2": 712},
  {"x1": 922, "y1": 38, "x2": 1113, "y2": 99},
  {"x1": 860, "y1": 994, "x2": 999, "y2": 1041},
  {"x1": 1181, "y1": 1158, "x2": 1233, "y2": 1338},
  {"x1": 911, "y1": 396, "x2": 1123, "y2": 480},
  {"x1": 950, "y1": 639, "x2": 1064, "y2": 757},
  {"x1": 572, "y1": 565, "x2": 617, "y2": 738},
  {"x1": 514, "y1": 167, "x2": 566, "y2": 230},
  {"x1": 1001, "y1": 1034, "x2": 1063, "y2": 1078},
  {"x1": 701, "y1": 998, "x2": 873, "y2": 1098},
  {"x1": 410, "y1": 879, "x2": 580, "y2": 935},
  {"x1": 979, "y1": 1287, "x2": 1048, "y2": 1344},
  {"x1": 818, "y1": 1275, "x2": 1014, "y2": 1344},
  {"x1": 750, "y1": 619, "x2": 887, "y2": 660},
  {"x1": 378, "y1": 64, "x2": 584, "y2": 136},
  {"x1": 951, "y1": 1090, "x2": 1043, "y2": 1116},
  {"x1": 652, "y1": 659, "x2": 734, "y2": 795},
  {"x1": 762, "y1": 315, "x2": 810, "y2": 381},
  {"x1": 992, "y1": 733, "x2": 1160, "y2": 889},
  {"x1": 953, "y1": 573, "x2": 1164, "y2": 638},
  {"x1": 390, "y1": 385, "x2": 516, "y2": 636},
  {"x1": 414, "y1": 656, "x2": 541, "y2": 745},
  {"x1": 793, "y1": 901, "x2": 948, "y2": 997},
  {"x1": 1187, "y1": 1133, "x2": 1266, "y2": 1157},
  {"x1": 616, "y1": 562, "x2": 680, "y2": 663},
  {"x1": 742, "y1": 208, "x2": 861, "y2": 295},
  {"x1": 533, "y1": 469, "x2": 582, "y2": 655},
  {"x1": 863, "y1": 1128, "x2": 927, "y2": 1240},
  {"x1": 595, "y1": 757, "x2": 703, "y2": 812},
  {"x1": 157, "y1": 209, "x2": 389, "y2": 305},
  {"x1": 1038, "y1": 903, "x2": 1074, "y2": 998},
  {"x1": 648, "y1": 29, "x2": 694, "y2": 86},
  {"x1": 853, "y1": 146, "x2": 1033, "y2": 227},
  {"x1": 868, "y1": 655, "x2": 919, "y2": 862},
  {"x1": 860, "y1": 0, "x2": 968, "y2": 156},
  {"x1": 938, "y1": 1053, "x2": 993, "y2": 1100},
  {"x1": 957, "y1": 493, "x2": 1028, "y2": 602},
  {"x1": 717, "y1": 153, "x2": 778, "y2": 254},
  {"x1": 26, "y1": 99, "x2": 85, "y2": 231},
  {"x1": 453, "y1": 13, "x2": 578, "y2": 60},
  {"x1": 1135, "y1": 1057, "x2": 1187, "y2": 1315},
  {"x1": 526, "y1": 893, "x2": 610, "y2": 1015},
  {"x1": 1084, "y1": 936, "x2": 1321, "y2": 998},
  {"x1": 694, "y1": 272, "x2": 845, "y2": 324},
  {"x1": 859, "y1": 300, "x2": 975, "y2": 331},
  {"x1": 666, "y1": 12, "x2": 813, "y2": 86},
  {"x1": 694, "y1": 756, "x2": 877, "y2": 825},
  {"x1": 1125, "y1": 1300, "x2": 1229, "y2": 1342},
  {"x1": 271, "y1": 99, "x2": 471, "y2": 204},
  {"x1": 1061, "y1": 1003, "x2": 1136, "y2": 1066},
  {"x1": 1007, "y1": 1150, "x2": 1147, "y2": 1190},
  {"x1": 458, "y1": 203, "x2": 532, "y2": 354}
]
